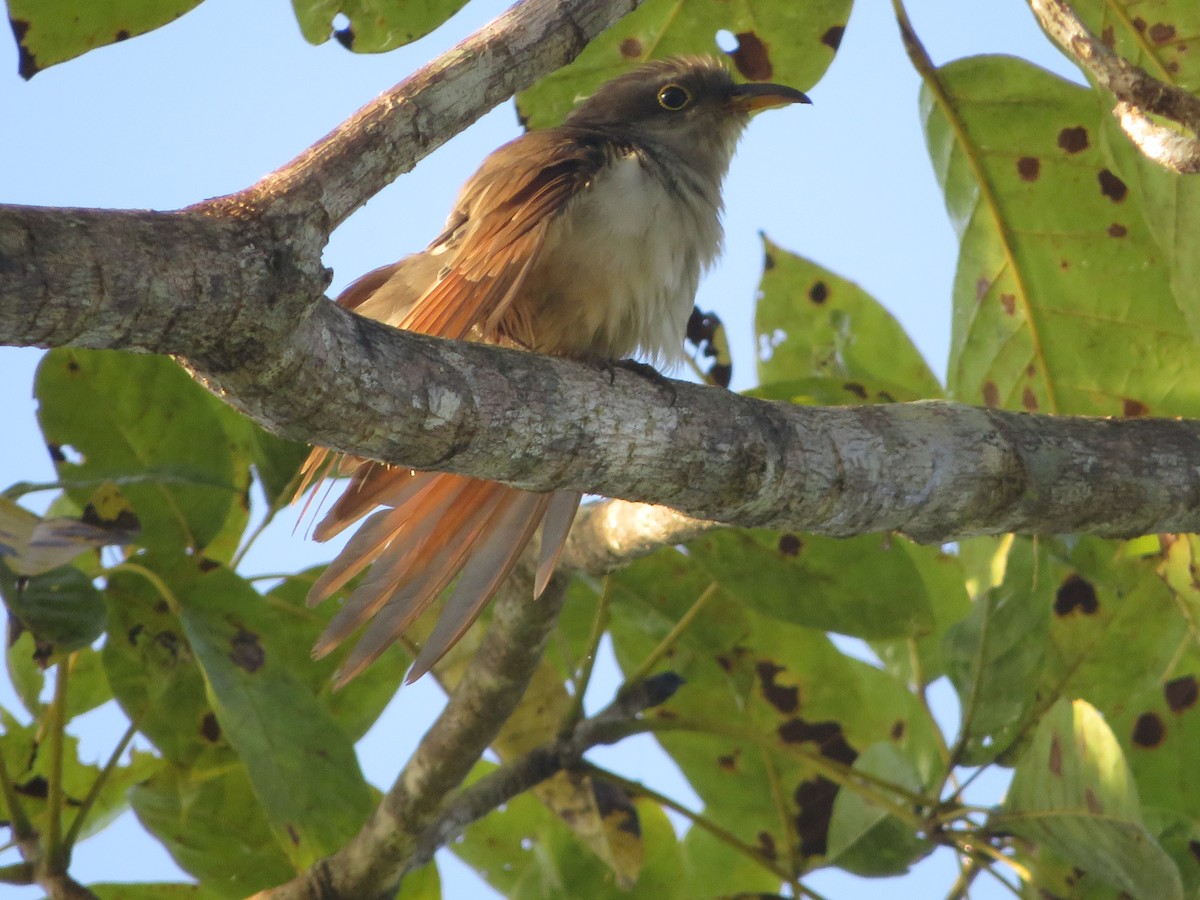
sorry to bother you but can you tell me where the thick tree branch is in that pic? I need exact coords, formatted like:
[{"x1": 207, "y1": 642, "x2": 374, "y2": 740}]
[{"x1": 1029, "y1": 0, "x2": 1200, "y2": 173}]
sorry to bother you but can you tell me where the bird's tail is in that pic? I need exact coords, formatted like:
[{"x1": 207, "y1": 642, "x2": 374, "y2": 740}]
[{"x1": 299, "y1": 457, "x2": 580, "y2": 687}]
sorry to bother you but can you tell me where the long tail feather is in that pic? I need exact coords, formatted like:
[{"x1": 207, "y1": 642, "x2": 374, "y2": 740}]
[
  {"x1": 405, "y1": 490, "x2": 552, "y2": 682},
  {"x1": 535, "y1": 491, "x2": 581, "y2": 597}
]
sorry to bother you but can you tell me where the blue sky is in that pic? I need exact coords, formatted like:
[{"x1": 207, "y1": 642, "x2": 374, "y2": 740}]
[{"x1": 0, "y1": 1, "x2": 1080, "y2": 897}]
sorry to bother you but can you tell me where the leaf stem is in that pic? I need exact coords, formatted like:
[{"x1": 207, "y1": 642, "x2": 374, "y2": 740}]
[
  {"x1": 61, "y1": 721, "x2": 138, "y2": 854},
  {"x1": 622, "y1": 581, "x2": 718, "y2": 687},
  {"x1": 45, "y1": 658, "x2": 71, "y2": 871}
]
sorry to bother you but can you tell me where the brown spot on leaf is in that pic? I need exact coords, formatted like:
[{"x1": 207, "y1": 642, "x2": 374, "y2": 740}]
[
  {"x1": 794, "y1": 776, "x2": 838, "y2": 856},
  {"x1": 1000, "y1": 293, "x2": 1016, "y2": 316},
  {"x1": 982, "y1": 382, "x2": 1000, "y2": 407},
  {"x1": 778, "y1": 718, "x2": 857, "y2": 765},
  {"x1": 47, "y1": 443, "x2": 66, "y2": 463},
  {"x1": 717, "y1": 751, "x2": 739, "y2": 771},
  {"x1": 809, "y1": 280, "x2": 828, "y2": 304},
  {"x1": 15, "y1": 775, "x2": 49, "y2": 799},
  {"x1": 229, "y1": 628, "x2": 265, "y2": 672},
  {"x1": 843, "y1": 382, "x2": 867, "y2": 399},
  {"x1": 1059, "y1": 258, "x2": 1071, "y2": 271},
  {"x1": 1058, "y1": 126, "x2": 1089, "y2": 153},
  {"x1": 1098, "y1": 169, "x2": 1128, "y2": 202},
  {"x1": 285, "y1": 824, "x2": 302, "y2": 846},
  {"x1": 333, "y1": 24, "x2": 355, "y2": 50},
  {"x1": 1189, "y1": 840, "x2": 1200, "y2": 863},
  {"x1": 115, "y1": 29, "x2": 131, "y2": 41},
  {"x1": 1149, "y1": 23, "x2": 1177, "y2": 44},
  {"x1": 1017, "y1": 156, "x2": 1040, "y2": 181},
  {"x1": 1085, "y1": 787, "x2": 1103, "y2": 814},
  {"x1": 200, "y1": 712, "x2": 221, "y2": 743},
  {"x1": 758, "y1": 830, "x2": 777, "y2": 859},
  {"x1": 778, "y1": 533, "x2": 802, "y2": 556},
  {"x1": 1101, "y1": 25, "x2": 1115, "y2": 47},
  {"x1": 1026, "y1": 363, "x2": 1036, "y2": 377},
  {"x1": 714, "y1": 653, "x2": 733, "y2": 672},
  {"x1": 1055, "y1": 574, "x2": 1098, "y2": 616},
  {"x1": 730, "y1": 31, "x2": 772, "y2": 81},
  {"x1": 1049, "y1": 734, "x2": 1063, "y2": 775},
  {"x1": 975, "y1": 276, "x2": 990, "y2": 302},
  {"x1": 1122, "y1": 398, "x2": 1149, "y2": 417},
  {"x1": 593, "y1": 780, "x2": 641, "y2": 836},
  {"x1": 821, "y1": 25, "x2": 845, "y2": 51},
  {"x1": 757, "y1": 660, "x2": 799, "y2": 714},
  {"x1": 1108, "y1": 223, "x2": 1127, "y2": 238},
  {"x1": 1132, "y1": 17, "x2": 1147, "y2": 32},
  {"x1": 1168, "y1": 60, "x2": 1181, "y2": 74},
  {"x1": 1132, "y1": 712, "x2": 1165, "y2": 747},
  {"x1": 1165, "y1": 675, "x2": 1198, "y2": 713},
  {"x1": 1021, "y1": 387, "x2": 1038, "y2": 411},
  {"x1": 890, "y1": 719, "x2": 906, "y2": 740},
  {"x1": 619, "y1": 37, "x2": 642, "y2": 58},
  {"x1": 197, "y1": 557, "x2": 220, "y2": 572}
]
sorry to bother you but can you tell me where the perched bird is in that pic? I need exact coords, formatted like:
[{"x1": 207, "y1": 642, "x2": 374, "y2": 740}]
[{"x1": 298, "y1": 56, "x2": 809, "y2": 686}]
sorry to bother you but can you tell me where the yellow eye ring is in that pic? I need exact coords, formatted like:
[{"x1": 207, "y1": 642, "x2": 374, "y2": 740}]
[{"x1": 657, "y1": 83, "x2": 692, "y2": 111}]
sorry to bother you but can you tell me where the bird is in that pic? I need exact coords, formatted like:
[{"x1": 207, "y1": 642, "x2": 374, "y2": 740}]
[{"x1": 297, "y1": 56, "x2": 810, "y2": 687}]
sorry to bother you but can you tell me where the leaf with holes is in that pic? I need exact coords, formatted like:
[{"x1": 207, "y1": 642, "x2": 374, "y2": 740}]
[
  {"x1": 518, "y1": 0, "x2": 851, "y2": 128},
  {"x1": 921, "y1": 55, "x2": 1200, "y2": 417},
  {"x1": 755, "y1": 238, "x2": 942, "y2": 400},
  {"x1": 1001, "y1": 698, "x2": 1183, "y2": 900},
  {"x1": 291, "y1": 0, "x2": 469, "y2": 52}
]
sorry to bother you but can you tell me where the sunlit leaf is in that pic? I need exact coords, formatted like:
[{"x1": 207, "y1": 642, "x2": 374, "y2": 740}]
[
  {"x1": 291, "y1": 0, "x2": 469, "y2": 52},
  {"x1": 755, "y1": 239, "x2": 942, "y2": 399},
  {"x1": 1001, "y1": 698, "x2": 1183, "y2": 900},
  {"x1": 921, "y1": 55, "x2": 1200, "y2": 417},
  {"x1": 6, "y1": 0, "x2": 203, "y2": 78}
]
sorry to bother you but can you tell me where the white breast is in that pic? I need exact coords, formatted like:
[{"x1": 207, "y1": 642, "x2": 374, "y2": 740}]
[{"x1": 524, "y1": 150, "x2": 724, "y2": 362}]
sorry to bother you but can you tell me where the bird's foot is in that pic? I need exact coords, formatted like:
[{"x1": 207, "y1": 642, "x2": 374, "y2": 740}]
[{"x1": 603, "y1": 358, "x2": 678, "y2": 406}]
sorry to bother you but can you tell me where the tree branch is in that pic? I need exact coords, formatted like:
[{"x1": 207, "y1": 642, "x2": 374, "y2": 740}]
[{"x1": 1028, "y1": 0, "x2": 1200, "y2": 173}]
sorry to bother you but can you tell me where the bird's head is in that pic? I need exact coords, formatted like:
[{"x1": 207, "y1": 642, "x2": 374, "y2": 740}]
[{"x1": 565, "y1": 56, "x2": 810, "y2": 181}]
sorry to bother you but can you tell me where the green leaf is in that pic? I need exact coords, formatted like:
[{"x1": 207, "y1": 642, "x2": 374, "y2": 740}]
[
  {"x1": 260, "y1": 571, "x2": 410, "y2": 742},
  {"x1": 679, "y1": 824, "x2": 780, "y2": 898},
  {"x1": 103, "y1": 555, "x2": 218, "y2": 766},
  {"x1": 747, "y1": 376, "x2": 922, "y2": 406},
  {"x1": 755, "y1": 239, "x2": 942, "y2": 399},
  {"x1": 604, "y1": 559, "x2": 943, "y2": 871},
  {"x1": 35, "y1": 350, "x2": 240, "y2": 553},
  {"x1": 921, "y1": 55, "x2": 1200, "y2": 417},
  {"x1": 0, "y1": 559, "x2": 105, "y2": 653},
  {"x1": 6, "y1": 0, "x2": 204, "y2": 78},
  {"x1": 455, "y1": 762, "x2": 688, "y2": 900},
  {"x1": 1070, "y1": 1, "x2": 1200, "y2": 93},
  {"x1": 825, "y1": 742, "x2": 932, "y2": 876},
  {"x1": 942, "y1": 536, "x2": 1050, "y2": 765},
  {"x1": 0, "y1": 709, "x2": 160, "y2": 847},
  {"x1": 129, "y1": 754, "x2": 296, "y2": 898},
  {"x1": 291, "y1": 0, "x2": 469, "y2": 52},
  {"x1": 683, "y1": 530, "x2": 935, "y2": 640},
  {"x1": 177, "y1": 564, "x2": 373, "y2": 866},
  {"x1": 89, "y1": 884, "x2": 227, "y2": 900},
  {"x1": 517, "y1": 0, "x2": 851, "y2": 128},
  {"x1": 1001, "y1": 698, "x2": 1183, "y2": 900},
  {"x1": 870, "y1": 543, "x2": 971, "y2": 686}
]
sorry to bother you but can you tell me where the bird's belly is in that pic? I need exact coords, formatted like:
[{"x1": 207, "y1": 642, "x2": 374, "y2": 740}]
[{"x1": 521, "y1": 154, "x2": 720, "y2": 362}]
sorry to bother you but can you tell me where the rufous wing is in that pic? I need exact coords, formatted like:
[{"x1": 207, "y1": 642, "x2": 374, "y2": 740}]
[{"x1": 297, "y1": 128, "x2": 606, "y2": 684}]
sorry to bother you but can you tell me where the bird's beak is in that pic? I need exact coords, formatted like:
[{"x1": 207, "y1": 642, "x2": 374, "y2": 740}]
[{"x1": 730, "y1": 82, "x2": 812, "y2": 112}]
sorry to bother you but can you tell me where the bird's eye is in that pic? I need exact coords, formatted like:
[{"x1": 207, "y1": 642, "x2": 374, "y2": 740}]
[{"x1": 657, "y1": 83, "x2": 692, "y2": 111}]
